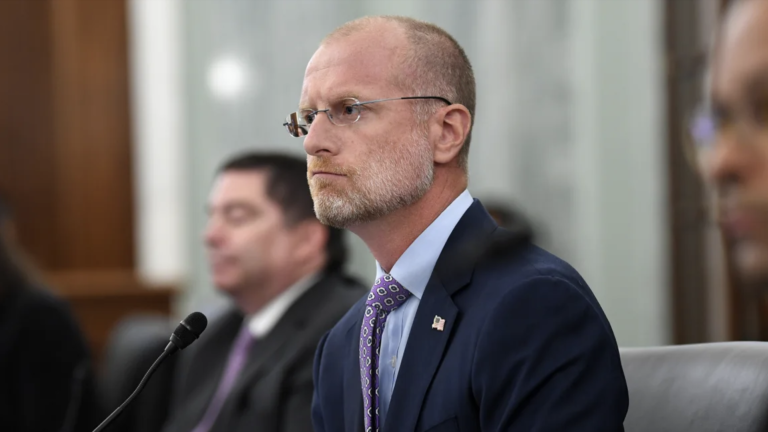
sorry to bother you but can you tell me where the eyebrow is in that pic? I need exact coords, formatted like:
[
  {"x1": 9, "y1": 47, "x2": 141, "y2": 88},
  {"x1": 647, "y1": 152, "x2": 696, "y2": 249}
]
[
  {"x1": 709, "y1": 65, "x2": 768, "y2": 112},
  {"x1": 298, "y1": 99, "x2": 312, "y2": 111},
  {"x1": 223, "y1": 201, "x2": 258, "y2": 212},
  {"x1": 206, "y1": 200, "x2": 257, "y2": 214},
  {"x1": 299, "y1": 92, "x2": 365, "y2": 111}
]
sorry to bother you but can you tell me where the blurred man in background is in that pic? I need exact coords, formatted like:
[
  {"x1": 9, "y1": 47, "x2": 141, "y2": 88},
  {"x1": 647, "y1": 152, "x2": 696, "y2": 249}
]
[
  {"x1": 694, "y1": 0, "x2": 768, "y2": 287},
  {"x1": 161, "y1": 153, "x2": 365, "y2": 432}
]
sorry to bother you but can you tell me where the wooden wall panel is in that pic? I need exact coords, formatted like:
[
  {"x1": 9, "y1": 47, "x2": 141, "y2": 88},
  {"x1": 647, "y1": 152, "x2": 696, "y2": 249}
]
[
  {"x1": 50, "y1": 0, "x2": 135, "y2": 270},
  {"x1": 666, "y1": 0, "x2": 710, "y2": 344},
  {"x1": 0, "y1": 0, "x2": 172, "y2": 364},
  {"x1": 0, "y1": 1, "x2": 58, "y2": 268},
  {"x1": 0, "y1": 0, "x2": 134, "y2": 271}
]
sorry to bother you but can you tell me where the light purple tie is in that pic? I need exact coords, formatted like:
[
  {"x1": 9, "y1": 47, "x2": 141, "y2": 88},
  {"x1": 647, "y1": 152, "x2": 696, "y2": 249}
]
[
  {"x1": 360, "y1": 274, "x2": 411, "y2": 432},
  {"x1": 192, "y1": 323, "x2": 254, "y2": 432}
]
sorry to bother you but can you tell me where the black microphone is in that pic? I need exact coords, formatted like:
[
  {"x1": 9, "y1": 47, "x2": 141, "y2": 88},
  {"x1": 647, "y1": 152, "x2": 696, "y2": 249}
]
[
  {"x1": 166, "y1": 311, "x2": 208, "y2": 354},
  {"x1": 92, "y1": 312, "x2": 208, "y2": 432}
]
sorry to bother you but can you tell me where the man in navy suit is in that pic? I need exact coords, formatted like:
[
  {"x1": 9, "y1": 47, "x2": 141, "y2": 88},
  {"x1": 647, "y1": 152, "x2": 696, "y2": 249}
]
[{"x1": 283, "y1": 15, "x2": 628, "y2": 432}]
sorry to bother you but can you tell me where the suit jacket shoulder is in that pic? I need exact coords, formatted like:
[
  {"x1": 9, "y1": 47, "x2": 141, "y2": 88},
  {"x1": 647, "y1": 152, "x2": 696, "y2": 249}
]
[{"x1": 297, "y1": 272, "x2": 368, "y2": 341}]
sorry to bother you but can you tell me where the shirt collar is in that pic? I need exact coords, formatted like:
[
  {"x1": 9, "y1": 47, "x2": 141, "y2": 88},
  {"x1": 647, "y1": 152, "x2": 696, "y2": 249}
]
[
  {"x1": 246, "y1": 272, "x2": 320, "y2": 338},
  {"x1": 375, "y1": 189, "x2": 473, "y2": 299}
]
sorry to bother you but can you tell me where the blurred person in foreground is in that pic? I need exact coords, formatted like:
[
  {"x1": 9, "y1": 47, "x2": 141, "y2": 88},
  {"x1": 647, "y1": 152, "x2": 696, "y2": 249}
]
[
  {"x1": 693, "y1": 0, "x2": 768, "y2": 288},
  {"x1": 284, "y1": 15, "x2": 628, "y2": 432},
  {"x1": 161, "y1": 153, "x2": 365, "y2": 432},
  {"x1": 0, "y1": 196, "x2": 102, "y2": 432}
]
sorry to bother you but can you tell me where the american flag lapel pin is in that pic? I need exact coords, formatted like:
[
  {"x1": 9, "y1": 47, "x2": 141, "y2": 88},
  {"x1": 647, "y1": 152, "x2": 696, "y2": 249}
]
[{"x1": 432, "y1": 315, "x2": 446, "y2": 331}]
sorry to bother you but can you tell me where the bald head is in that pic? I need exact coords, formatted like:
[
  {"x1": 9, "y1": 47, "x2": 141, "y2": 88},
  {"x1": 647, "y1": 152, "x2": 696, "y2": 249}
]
[{"x1": 323, "y1": 16, "x2": 476, "y2": 169}]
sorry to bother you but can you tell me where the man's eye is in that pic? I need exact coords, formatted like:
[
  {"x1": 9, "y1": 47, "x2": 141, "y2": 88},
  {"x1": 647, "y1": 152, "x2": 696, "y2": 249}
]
[
  {"x1": 224, "y1": 208, "x2": 253, "y2": 225},
  {"x1": 340, "y1": 104, "x2": 360, "y2": 117}
]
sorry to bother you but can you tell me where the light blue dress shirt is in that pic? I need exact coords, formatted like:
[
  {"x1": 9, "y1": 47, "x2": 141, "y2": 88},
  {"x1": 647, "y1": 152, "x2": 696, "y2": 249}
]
[{"x1": 376, "y1": 189, "x2": 473, "y2": 427}]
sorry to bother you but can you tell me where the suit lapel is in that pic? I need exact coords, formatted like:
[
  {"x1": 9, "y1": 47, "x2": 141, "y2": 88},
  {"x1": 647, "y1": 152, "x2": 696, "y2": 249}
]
[
  {"x1": 383, "y1": 278, "x2": 460, "y2": 432},
  {"x1": 344, "y1": 307, "x2": 366, "y2": 432},
  {"x1": 223, "y1": 274, "x2": 363, "y2": 417},
  {"x1": 226, "y1": 277, "x2": 333, "y2": 401},
  {"x1": 229, "y1": 320, "x2": 291, "y2": 398},
  {"x1": 383, "y1": 200, "x2": 499, "y2": 432}
]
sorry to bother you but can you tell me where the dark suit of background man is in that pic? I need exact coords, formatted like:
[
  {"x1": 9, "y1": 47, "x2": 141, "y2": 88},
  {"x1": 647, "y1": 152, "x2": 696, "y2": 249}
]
[
  {"x1": 692, "y1": 0, "x2": 768, "y2": 290},
  {"x1": 283, "y1": 15, "x2": 629, "y2": 432},
  {"x1": 161, "y1": 153, "x2": 365, "y2": 432}
]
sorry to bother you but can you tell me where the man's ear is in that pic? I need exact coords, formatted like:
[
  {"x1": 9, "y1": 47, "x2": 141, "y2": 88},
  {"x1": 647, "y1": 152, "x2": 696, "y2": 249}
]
[{"x1": 431, "y1": 105, "x2": 472, "y2": 164}]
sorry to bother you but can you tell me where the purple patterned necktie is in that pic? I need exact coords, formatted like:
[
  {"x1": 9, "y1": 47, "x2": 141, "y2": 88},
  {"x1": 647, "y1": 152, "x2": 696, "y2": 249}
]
[
  {"x1": 360, "y1": 274, "x2": 411, "y2": 432},
  {"x1": 191, "y1": 323, "x2": 254, "y2": 432}
]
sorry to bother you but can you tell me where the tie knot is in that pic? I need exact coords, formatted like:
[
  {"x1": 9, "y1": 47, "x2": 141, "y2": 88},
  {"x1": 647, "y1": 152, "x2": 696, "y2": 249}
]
[{"x1": 367, "y1": 274, "x2": 411, "y2": 312}]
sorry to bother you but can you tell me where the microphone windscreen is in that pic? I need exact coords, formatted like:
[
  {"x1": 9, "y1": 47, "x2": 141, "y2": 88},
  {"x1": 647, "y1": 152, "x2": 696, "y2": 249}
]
[
  {"x1": 172, "y1": 312, "x2": 208, "y2": 349},
  {"x1": 183, "y1": 311, "x2": 208, "y2": 336}
]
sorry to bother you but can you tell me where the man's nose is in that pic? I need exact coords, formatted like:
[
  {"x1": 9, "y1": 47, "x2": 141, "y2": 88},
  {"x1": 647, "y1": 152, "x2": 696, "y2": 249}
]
[
  {"x1": 303, "y1": 113, "x2": 339, "y2": 157},
  {"x1": 705, "y1": 133, "x2": 752, "y2": 187}
]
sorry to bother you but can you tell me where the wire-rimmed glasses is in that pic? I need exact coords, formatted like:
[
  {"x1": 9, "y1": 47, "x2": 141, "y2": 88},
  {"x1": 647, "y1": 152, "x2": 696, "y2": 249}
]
[
  {"x1": 283, "y1": 96, "x2": 452, "y2": 138},
  {"x1": 685, "y1": 103, "x2": 768, "y2": 170}
]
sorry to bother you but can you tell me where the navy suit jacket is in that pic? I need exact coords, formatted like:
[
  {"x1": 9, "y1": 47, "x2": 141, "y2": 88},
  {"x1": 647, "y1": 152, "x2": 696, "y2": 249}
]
[{"x1": 312, "y1": 200, "x2": 629, "y2": 432}]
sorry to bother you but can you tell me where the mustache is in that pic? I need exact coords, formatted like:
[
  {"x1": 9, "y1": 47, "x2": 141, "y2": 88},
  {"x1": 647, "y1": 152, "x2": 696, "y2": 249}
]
[{"x1": 308, "y1": 157, "x2": 358, "y2": 177}]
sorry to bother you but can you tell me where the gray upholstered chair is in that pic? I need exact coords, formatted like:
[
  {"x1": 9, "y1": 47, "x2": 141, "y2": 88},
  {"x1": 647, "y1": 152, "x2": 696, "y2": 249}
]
[{"x1": 621, "y1": 342, "x2": 768, "y2": 432}]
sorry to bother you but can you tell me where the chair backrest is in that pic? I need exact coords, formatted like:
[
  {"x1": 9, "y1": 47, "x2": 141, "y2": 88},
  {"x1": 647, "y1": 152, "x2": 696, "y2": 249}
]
[
  {"x1": 621, "y1": 342, "x2": 768, "y2": 432},
  {"x1": 100, "y1": 314, "x2": 176, "y2": 432}
]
